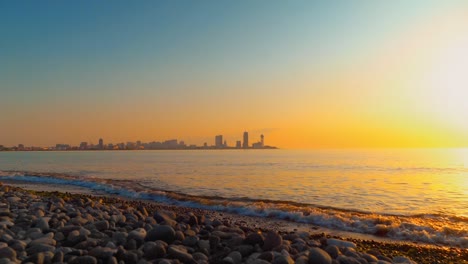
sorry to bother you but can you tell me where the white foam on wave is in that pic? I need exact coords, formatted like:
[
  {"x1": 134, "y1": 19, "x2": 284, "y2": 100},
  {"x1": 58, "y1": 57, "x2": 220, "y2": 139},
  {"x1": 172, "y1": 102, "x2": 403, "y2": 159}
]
[{"x1": 0, "y1": 173, "x2": 467, "y2": 248}]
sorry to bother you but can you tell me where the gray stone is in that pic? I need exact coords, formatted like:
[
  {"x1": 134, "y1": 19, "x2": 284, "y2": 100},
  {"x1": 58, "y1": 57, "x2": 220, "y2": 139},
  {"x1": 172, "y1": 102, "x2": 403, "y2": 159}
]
[
  {"x1": 262, "y1": 231, "x2": 283, "y2": 251},
  {"x1": 325, "y1": 245, "x2": 341, "y2": 259},
  {"x1": 70, "y1": 255, "x2": 98, "y2": 264},
  {"x1": 193, "y1": 252, "x2": 208, "y2": 261},
  {"x1": 272, "y1": 255, "x2": 294, "y2": 264},
  {"x1": 393, "y1": 256, "x2": 416, "y2": 264},
  {"x1": 26, "y1": 244, "x2": 55, "y2": 255},
  {"x1": 35, "y1": 217, "x2": 50, "y2": 231},
  {"x1": 146, "y1": 225, "x2": 175, "y2": 243},
  {"x1": 89, "y1": 246, "x2": 117, "y2": 259},
  {"x1": 168, "y1": 245, "x2": 194, "y2": 263},
  {"x1": 235, "y1": 244, "x2": 254, "y2": 257},
  {"x1": 308, "y1": 247, "x2": 332, "y2": 264},
  {"x1": 362, "y1": 253, "x2": 378, "y2": 262},
  {"x1": 227, "y1": 251, "x2": 242, "y2": 264},
  {"x1": 182, "y1": 235, "x2": 199, "y2": 247},
  {"x1": 336, "y1": 255, "x2": 361, "y2": 264},
  {"x1": 112, "y1": 231, "x2": 128, "y2": 245},
  {"x1": 94, "y1": 220, "x2": 109, "y2": 231},
  {"x1": 142, "y1": 241, "x2": 166, "y2": 259},
  {"x1": 326, "y1": 238, "x2": 356, "y2": 249},
  {"x1": 198, "y1": 239, "x2": 210, "y2": 251},
  {"x1": 128, "y1": 228, "x2": 146, "y2": 241},
  {"x1": 153, "y1": 211, "x2": 177, "y2": 226},
  {"x1": 29, "y1": 237, "x2": 57, "y2": 247}
]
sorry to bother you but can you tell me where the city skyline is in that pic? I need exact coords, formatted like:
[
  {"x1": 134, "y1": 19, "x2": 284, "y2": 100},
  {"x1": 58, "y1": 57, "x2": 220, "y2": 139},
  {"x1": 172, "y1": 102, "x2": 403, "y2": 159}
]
[
  {"x1": 0, "y1": 131, "x2": 276, "y2": 151},
  {"x1": 2, "y1": 1, "x2": 468, "y2": 148}
]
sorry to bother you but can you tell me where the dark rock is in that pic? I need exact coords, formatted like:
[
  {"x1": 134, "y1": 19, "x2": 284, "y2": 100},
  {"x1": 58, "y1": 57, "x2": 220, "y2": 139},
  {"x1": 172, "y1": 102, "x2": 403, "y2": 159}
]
[
  {"x1": 153, "y1": 211, "x2": 177, "y2": 226},
  {"x1": 26, "y1": 244, "x2": 55, "y2": 255},
  {"x1": 308, "y1": 247, "x2": 332, "y2": 264},
  {"x1": 234, "y1": 244, "x2": 254, "y2": 257},
  {"x1": 209, "y1": 235, "x2": 221, "y2": 249},
  {"x1": 128, "y1": 228, "x2": 146, "y2": 241},
  {"x1": 193, "y1": 252, "x2": 208, "y2": 262},
  {"x1": 182, "y1": 235, "x2": 199, "y2": 247},
  {"x1": 336, "y1": 255, "x2": 361, "y2": 264},
  {"x1": 188, "y1": 214, "x2": 198, "y2": 226},
  {"x1": 258, "y1": 251, "x2": 274, "y2": 262},
  {"x1": 0, "y1": 247, "x2": 16, "y2": 260},
  {"x1": 227, "y1": 251, "x2": 242, "y2": 264},
  {"x1": 245, "y1": 233, "x2": 264, "y2": 245},
  {"x1": 52, "y1": 251, "x2": 64, "y2": 263},
  {"x1": 168, "y1": 245, "x2": 195, "y2": 263},
  {"x1": 142, "y1": 241, "x2": 166, "y2": 259},
  {"x1": 123, "y1": 251, "x2": 139, "y2": 264},
  {"x1": 70, "y1": 255, "x2": 98, "y2": 264},
  {"x1": 325, "y1": 245, "x2": 341, "y2": 259},
  {"x1": 146, "y1": 225, "x2": 176, "y2": 243},
  {"x1": 175, "y1": 230, "x2": 185, "y2": 242},
  {"x1": 125, "y1": 239, "x2": 138, "y2": 250},
  {"x1": 262, "y1": 231, "x2": 283, "y2": 251},
  {"x1": 94, "y1": 220, "x2": 110, "y2": 231},
  {"x1": 89, "y1": 246, "x2": 117, "y2": 259},
  {"x1": 272, "y1": 255, "x2": 294, "y2": 264}
]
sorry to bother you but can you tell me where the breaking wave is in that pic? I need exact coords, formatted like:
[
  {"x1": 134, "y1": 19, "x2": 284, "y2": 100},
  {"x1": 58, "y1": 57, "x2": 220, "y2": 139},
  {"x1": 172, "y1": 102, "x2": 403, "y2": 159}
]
[{"x1": 0, "y1": 170, "x2": 467, "y2": 248}]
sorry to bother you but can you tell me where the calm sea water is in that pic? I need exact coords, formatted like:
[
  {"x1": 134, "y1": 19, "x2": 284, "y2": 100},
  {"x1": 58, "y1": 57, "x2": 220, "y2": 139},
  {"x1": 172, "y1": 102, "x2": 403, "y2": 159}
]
[{"x1": 0, "y1": 149, "x2": 467, "y2": 247}]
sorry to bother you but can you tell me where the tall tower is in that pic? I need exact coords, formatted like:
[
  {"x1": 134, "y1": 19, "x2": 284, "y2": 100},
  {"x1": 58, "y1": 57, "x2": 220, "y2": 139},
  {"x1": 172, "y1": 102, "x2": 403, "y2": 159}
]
[
  {"x1": 243, "y1": 131, "x2": 249, "y2": 148},
  {"x1": 260, "y1": 134, "x2": 264, "y2": 147},
  {"x1": 99, "y1": 138, "x2": 104, "y2": 149},
  {"x1": 215, "y1": 135, "x2": 223, "y2": 148}
]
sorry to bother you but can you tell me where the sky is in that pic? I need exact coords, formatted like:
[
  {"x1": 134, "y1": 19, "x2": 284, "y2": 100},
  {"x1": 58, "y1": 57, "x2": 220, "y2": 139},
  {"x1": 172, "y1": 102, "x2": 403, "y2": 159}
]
[{"x1": 1, "y1": 0, "x2": 468, "y2": 148}]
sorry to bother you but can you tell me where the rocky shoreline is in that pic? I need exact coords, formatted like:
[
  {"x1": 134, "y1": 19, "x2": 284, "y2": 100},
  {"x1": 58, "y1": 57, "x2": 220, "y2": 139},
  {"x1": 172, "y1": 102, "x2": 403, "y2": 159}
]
[{"x1": 0, "y1": 182, "x2": 466, "y2": 264}]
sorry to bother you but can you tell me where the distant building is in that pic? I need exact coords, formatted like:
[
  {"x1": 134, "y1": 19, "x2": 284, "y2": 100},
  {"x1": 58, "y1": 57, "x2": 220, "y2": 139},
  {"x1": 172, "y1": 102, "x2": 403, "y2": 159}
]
[
  {"x1": 162, "y1": 139, "x2": 178, "y2": 148},
  {"x1": 236, "y1": 141, "x2": 241, "y2": 148},
  {"x1": 98, "y1": 138, "x2": 104, "y2": 149},
  {"x1": 55, "y1": 144, "x2": 70, "y2": 151},
  {"x1": 79, "y1": 142, "x2": 88, "y2": 150},
  {"x1": 243, "y1": 131, "x2": 249, "y2": 148},
  {"x1": 18, "y1": 144, "x2": 24, "y2": 150},
  {"x1": 252, "y1": 134, "x2": 266, "y2": 149},
  {"x1": 215, "y1": 135, "x2": 223, "y2": 148}
]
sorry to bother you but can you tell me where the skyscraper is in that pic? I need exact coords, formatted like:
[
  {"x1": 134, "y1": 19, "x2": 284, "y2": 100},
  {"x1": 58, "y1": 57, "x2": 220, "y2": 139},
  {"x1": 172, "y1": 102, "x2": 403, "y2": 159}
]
[
  {"x1": 243, "y1": 131, "x2": 249, "y2": 148},
  {"x1": 215, "y1": 135, "x2": 223, "y2": 148},
  {"x1": 261, "y1": 134, "x2": 264, "y2": 147},
  {"x1": 98, "y1": 138, "x2": 104, "y2": 149}
]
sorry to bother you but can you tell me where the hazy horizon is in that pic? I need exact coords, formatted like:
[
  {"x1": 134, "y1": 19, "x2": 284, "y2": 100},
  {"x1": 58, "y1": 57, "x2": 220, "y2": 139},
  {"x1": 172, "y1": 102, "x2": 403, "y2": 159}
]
[{"x1": 2, "y1": 1, "x2": 468, "y2": 148}]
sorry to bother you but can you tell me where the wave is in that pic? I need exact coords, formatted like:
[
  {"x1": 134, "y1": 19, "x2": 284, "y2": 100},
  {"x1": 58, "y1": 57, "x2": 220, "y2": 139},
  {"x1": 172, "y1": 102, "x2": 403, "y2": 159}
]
[{"x1": 0, "y1": 170, "x2": 467, "y2": 248}]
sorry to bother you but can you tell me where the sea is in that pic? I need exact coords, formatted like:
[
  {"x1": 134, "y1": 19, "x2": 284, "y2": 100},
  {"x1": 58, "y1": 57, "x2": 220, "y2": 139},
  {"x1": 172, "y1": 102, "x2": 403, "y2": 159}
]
[{"x1": 0, "y1": 149, "x2": 467, "y2": 247}]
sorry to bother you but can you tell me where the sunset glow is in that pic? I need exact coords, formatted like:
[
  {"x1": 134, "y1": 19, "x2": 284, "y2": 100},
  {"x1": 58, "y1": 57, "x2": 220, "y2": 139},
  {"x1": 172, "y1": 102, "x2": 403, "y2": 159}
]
[{"x1": 2, "y1": 1, "x2": 468, "y2": 148}]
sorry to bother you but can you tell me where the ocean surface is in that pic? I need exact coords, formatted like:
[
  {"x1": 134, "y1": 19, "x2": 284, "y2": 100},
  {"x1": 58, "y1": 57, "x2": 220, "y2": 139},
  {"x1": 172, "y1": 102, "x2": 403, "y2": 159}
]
[{"x1": 0, "y1": 149, "x2": 467, "y2": 247}]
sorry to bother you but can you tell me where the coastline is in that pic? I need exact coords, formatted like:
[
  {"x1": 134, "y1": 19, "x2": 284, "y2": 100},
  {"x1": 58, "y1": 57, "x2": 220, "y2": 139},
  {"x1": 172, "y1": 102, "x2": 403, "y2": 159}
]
[{"x1": 0, "y1": 181, "x2": 466, "y2": 263}]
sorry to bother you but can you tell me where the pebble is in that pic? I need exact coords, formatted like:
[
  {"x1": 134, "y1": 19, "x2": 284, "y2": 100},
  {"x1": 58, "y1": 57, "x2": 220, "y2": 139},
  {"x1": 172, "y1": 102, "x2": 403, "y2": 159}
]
[
  {"x1": 0, "y1": 184, "x2": 427, "y2": 264},
  {"x1": 308, "y1": 247, "x2": 332, "y2": 264},
  {"x1": 262, "y1": 231, "x2": 283, "y2": 251},
  {"x1": 146, "y1": 225, "x2": 176, "y2": 243}
]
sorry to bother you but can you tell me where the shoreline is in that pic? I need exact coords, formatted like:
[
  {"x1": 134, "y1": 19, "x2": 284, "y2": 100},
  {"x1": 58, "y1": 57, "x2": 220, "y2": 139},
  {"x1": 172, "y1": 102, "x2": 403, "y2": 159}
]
[{"x1": 0, "y1": 182, "x2": 466, "y2": 263}]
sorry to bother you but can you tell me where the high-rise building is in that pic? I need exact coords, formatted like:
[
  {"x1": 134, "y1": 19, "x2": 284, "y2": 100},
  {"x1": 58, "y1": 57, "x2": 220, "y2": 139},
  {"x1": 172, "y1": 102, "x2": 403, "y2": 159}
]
[
  {"x1": 98, "y1": 138, "x2": 104, "y2": 149},
  {"x1": 243, "y1": 131, "x2": 249, "y2": 148},
  {"x1": 215, "y1": 135, "x2": 223, "y2": 148},
  {"x1": 261, "y1": 134, "x2": 264, "y2": 147},
  {"x1": 236, "y1": 141, "x2": 241, "y2": 148}
]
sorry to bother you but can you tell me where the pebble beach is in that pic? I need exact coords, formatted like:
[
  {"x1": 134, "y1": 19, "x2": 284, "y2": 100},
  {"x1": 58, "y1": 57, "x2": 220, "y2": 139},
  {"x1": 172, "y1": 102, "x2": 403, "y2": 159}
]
[{"x1": 0, "y1": 182, "x2": 466, "y2": 264}]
